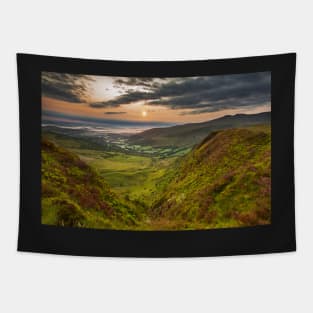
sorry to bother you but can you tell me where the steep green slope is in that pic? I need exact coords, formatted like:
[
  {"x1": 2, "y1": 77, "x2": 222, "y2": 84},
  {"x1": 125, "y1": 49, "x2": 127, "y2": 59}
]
[
  {"x1": 41, "y1": 138, "x2": 143, "y2": 229},
  {"x1": 150, "y1": 126, "x2": 271, "y2": 230}
]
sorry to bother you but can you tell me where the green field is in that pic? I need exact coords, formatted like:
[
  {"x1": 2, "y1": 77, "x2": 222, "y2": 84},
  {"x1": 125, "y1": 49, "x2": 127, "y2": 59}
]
[
  {"x1": 63, "y1": 148, "x2": 178, "y2": 207},
  {"x1": 42, "y1": 130, "x2": 185, "y2": 208}
]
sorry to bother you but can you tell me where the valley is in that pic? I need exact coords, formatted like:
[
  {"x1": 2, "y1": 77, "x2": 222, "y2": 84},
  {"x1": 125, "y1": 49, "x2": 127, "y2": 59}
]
[{"x1": 41, "y1": 112, "x2": 271, "y2": 230}]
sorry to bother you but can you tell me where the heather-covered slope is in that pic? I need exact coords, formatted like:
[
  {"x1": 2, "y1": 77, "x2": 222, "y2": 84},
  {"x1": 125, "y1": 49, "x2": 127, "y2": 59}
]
[
  {"x1": 41, "y1": 138, "x2": 143, "y2": 229},
  {"x1": 150, "y1": 125, "x2": 271, "y2": 230}
]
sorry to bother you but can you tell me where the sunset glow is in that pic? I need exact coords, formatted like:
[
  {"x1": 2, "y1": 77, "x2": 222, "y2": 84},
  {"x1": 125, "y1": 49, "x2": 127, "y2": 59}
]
[{"x1": 41, "y1": 72, "x2": 271, "y2": 125}]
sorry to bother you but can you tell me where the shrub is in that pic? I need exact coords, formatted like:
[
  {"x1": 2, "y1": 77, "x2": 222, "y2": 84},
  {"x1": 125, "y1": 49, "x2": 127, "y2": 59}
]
[
  {"x1": 54, "y1": 199, "x2": 86, "y2": 227},
  {"x1": 41, "y1": 181, "x2": 58, "y2": 197}
]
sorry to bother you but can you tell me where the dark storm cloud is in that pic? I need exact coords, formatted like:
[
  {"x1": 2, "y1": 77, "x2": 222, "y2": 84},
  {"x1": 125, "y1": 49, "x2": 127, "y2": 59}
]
[
  {"x1": 90, "y1": 72, "x2": 270, "y2": 113},
  {"x1": 90, "y1": 91, "x2": 159, "y2": 108},
  {"x1": 104, "y1": 111, "x2": 127, "y2": 115},
  {"x1": 114, "y1": 77, "x2": 157, "y2": 88},
  {"x1": 42, "y1": 72, "x2": 94, "y2": 103}
]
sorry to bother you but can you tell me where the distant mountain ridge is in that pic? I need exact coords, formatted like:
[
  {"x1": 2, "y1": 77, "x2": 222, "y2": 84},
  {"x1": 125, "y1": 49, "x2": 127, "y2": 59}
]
[{"x1": 129, "y1": 112, "x2": 270, "y2": 148}]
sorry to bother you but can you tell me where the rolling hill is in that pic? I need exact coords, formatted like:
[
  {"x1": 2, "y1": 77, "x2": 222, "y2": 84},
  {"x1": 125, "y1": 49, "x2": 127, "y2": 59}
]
[
  {"x1": 129, "y1": 112, "x2": 270, "y2": 148},
  {"x1": 41, "y1": 138, "x2": 144, "y2": 229},
  {"x1": 150, "y1": 125, "x2": 271, "y2": 230}
]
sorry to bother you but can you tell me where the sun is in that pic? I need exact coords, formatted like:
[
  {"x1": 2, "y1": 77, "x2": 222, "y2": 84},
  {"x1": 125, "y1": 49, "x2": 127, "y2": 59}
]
[{"x1": 141, "y1": 111, "x2": 147, "y2": 117}]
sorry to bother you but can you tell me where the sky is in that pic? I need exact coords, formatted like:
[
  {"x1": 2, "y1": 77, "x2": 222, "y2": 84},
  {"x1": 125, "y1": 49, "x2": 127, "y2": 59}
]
[{"x1": 42, "y1": 71, "x2": 271, "y2": 125}]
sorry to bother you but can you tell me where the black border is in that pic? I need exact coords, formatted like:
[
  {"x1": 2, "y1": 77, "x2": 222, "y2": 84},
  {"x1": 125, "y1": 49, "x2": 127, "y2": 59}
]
[{"x1": 17, "y1": 53, "x2": 296, "y2": 257}]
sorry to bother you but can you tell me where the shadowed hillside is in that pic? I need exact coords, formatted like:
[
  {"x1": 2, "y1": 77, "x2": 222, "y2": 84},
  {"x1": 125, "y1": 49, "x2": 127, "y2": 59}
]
[
  {"x1": 150, "y1": 125, "x2": 271, "y2": 230},
  {"x1": 41, "y1": 138, "x2": 144, "y2": 229},
  {"x1": 129, "y1": 112, "x2": 270, "y2": 148}
]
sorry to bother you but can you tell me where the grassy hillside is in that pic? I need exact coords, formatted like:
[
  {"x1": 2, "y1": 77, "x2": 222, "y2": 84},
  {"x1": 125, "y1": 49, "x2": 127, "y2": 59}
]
[
  {"x1": 150, "y1": 125, "x2": 271, "y2": 230},
  {"x1": 129, "y1": 112, "x2": 270, "y2": 148},
  {"x1": 41, "y1": 124, "x2": 271, "y2": 231},
  {"x1": 41, "y1": 138, "x2": 145, "y2": 229}
]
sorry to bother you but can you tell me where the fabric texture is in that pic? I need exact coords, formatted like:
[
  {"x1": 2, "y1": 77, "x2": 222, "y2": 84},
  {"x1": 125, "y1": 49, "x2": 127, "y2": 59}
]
[{"x1": 17, "y1": 53, "x2": 296, "y2": 257}]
